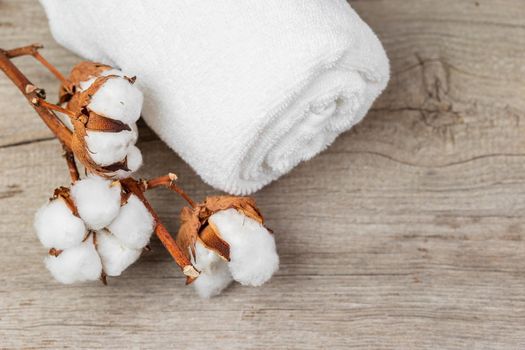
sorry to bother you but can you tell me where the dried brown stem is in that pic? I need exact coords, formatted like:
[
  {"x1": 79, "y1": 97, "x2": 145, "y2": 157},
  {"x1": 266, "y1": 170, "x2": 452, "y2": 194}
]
[
  {"x1": 121, "y1": 178, "x2": 199, "y2": 280},
  {"x1": 4, "y1": 44, "x2": 72, "y2": 91},
  {"x1": 3, "y1": 43, "x2": 42, "y2": 58},
  {"x1": 63, "y1": 147, "x2": 80, "y2": 183},
  {"x1": 34, "y1": 98, "x2": 76, "y2": 118},
  {"x1": 145, "y1": 173, "x2": 196, "y2": 208},
  {"x1": 0, "y1": 47, "x2": 73, "y2": 149}
]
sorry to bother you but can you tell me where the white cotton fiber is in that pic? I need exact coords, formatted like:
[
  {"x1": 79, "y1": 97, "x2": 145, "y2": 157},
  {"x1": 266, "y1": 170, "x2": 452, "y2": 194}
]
[
  {"x1": 124, "y1": 145, "x2": 142, "y2": 171},
  {"x1": 70, "y1": 176, "x2": 122, "y2": 229},
  {"x1": 85, "y1": 128, "x2": 137, "y2": 166},
  {"x1": 95, "y1": 230, "x2": 142, "y2": 276},
  {"x1": 210, "y1": 209, "x2": 279, "y2": 286},
  {"x1": 88, "y1": 77, "x2": 143, "y2": 125},
  {"x1": 45, "y1": 235, "x2": 102, "y2": 284},
  {"x1": 114, "y1": 145, "x2": 143, "y2": 179},
  {"x1": 129, "y1": 123, "x2": 139, "y2": 143},
  {"x1": 191, "y1": 241, "x2": 233, "y2": 298},
  {"x1": 34, "y1": 198, "x2": 86, "y2": 250},
  {"x1": 107, "y1": 194, "x2": 154, "y2": 250}
]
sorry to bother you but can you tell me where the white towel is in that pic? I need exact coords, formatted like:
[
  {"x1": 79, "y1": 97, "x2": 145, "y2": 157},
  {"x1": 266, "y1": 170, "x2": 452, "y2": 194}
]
[{"x1": 40, "y1": 0, "x2": 389, "y2": 195}]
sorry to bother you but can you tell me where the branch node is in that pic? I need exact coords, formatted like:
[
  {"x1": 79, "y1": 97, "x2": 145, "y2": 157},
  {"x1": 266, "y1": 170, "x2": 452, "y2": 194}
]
[
  {"x1": 25, "y1": 84, "x2": 36, "y2": 94},
  {"x1": 35, "y1": 88, "x2": 46, "y2": 99},
  {"x1": 183, "y1": 265, "x2": 200, "y2": 279}
]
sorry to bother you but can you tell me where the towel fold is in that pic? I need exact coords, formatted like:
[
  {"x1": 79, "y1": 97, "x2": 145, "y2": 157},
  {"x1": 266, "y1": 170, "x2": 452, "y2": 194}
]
[{"x1": 40, "y1": 0, "x2": 389, "y2": 194}]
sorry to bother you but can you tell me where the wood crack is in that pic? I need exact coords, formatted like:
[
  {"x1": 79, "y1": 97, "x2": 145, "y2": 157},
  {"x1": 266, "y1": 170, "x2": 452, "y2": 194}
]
[{"x1": 0, "y1": 136, "x2": 55, "y2": 149}]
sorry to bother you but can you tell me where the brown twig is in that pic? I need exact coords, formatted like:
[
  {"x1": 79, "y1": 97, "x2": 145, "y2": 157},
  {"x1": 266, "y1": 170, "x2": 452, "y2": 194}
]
[
  {"x1": 121, "y1": 178, "x2": 199, "y2": 280},
  {"x1": 33, "y1": 98, "x2": 76, "y2": 118},
  {"x1": 0, "y1": 47, "x2": 73, "y2": 148},
  {"x1": 2, "y1": 44, "x2": 43, "y2": 58},
  {"x1": 1, "y1": 47, "x2": 79, "y2": 183},
  {"x1": 144, "y1": 173, "x2": 196, "y2": 208},
  {"x1": 4, "y1": 44, "x2": 72, "y2": 92},
  {"x1": 63, "y1": 147, "x2": 80, "y2": 183}
]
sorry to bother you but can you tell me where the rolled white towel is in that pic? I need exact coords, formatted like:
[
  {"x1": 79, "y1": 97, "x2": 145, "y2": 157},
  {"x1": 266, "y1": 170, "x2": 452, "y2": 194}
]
[{"x1": 40, "y1": 0, "x2": 389, "y2": 194}]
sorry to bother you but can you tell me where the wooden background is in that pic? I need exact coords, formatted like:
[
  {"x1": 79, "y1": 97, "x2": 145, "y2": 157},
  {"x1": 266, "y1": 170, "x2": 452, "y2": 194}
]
[{"x1": 1, "y1": 0, "x2": 524, "y2": 349}]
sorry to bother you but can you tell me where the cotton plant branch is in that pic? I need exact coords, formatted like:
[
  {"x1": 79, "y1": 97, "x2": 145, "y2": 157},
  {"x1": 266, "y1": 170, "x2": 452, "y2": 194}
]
[
  {"x1": 0, "y1": 46, "x2": 72, "y2": 149},
  {"x1": 63, "y1": 148, "x2": 80, "y2": 183},
  {"x1": 3, "y1": 43, "x2": 73, "y2": 92},
  {"x1": 1, "y1": 44, "x2": 279, "y2": 296},
  {"x1": 143, "y1": 173, "x2": 196, "y2": 208},
  {"x1": 120, "y1": 177, "x2": 198, "y2": 280},
  {"x1": 0, "y1": 44, "x2": 198, "y2": 280}
]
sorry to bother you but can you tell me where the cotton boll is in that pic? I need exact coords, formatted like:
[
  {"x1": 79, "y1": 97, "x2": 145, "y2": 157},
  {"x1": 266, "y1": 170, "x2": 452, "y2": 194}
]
[
  {"x1": 71, "y1": 176, "x2": 122, "y2": 229},
  {"x1": 209, "y1": 208, "x2": 279, "y2": 286},
  {"x1": 114, "y1": 145, "x2": 143, "y2": 179},
  {"x1": 88, "y1": 77, "x2": 143, "y2": 125},
  {"x1": 85, "y1": 129, "x2": 137, "y2": 166},
  {"x1": 45, "y1": 235, "x2": 102, "y2": 284},
  {"x1": 191, "y1": 241, "x2": 233, "y2": 298},
  {"x1": 34, "y1": 198, "x2": 87, "y2": 250},
  {"x1": 96, "y1": 230, "x2": 142, "y2": 276},
  {"x1": 107, "y1": 194, "x2": 154, "y2": 250}
]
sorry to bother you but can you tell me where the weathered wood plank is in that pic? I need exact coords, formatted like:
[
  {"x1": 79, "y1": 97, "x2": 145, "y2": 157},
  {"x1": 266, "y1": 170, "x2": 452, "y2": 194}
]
[{"x1": 1, "y1": 0, "x2": 524, "y2": 349}]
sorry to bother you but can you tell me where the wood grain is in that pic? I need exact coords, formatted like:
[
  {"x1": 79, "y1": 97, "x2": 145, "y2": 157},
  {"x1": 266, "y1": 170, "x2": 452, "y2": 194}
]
[{"x1": 1, "y1": 0, "x2": 525, "y2": 349}]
